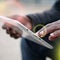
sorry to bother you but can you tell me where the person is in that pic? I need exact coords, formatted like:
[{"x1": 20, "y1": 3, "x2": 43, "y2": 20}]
[{"x1": 2, "y1": 0, "x2": 60, "y2": 60}]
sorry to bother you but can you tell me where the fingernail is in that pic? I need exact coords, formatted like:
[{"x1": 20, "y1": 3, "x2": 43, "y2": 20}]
[
  {"x1": 40, "y1": 31, "x2": 44, "y2": 34},
  {"x1": 50, "y1": 33, "x2": 54, "y2": 37},
  {"x1": 39, "y1": 31, "x2": 44, "y2": 37},
  {"x1": 49, "y1": 36, "x2": 55, "y2": 41}
]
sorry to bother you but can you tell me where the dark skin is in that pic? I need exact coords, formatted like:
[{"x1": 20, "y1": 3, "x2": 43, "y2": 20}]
[
  {"x1": 38, "y1": 20, "x2": 60, "y2": 41},
  {"x1": 2, "y1": 15, "x2": 60, "y2": 41},
  {"x1": 2, "y1": 15, "x2": 32, "y2": 39}
]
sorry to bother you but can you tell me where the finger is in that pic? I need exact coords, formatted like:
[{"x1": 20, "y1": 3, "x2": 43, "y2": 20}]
[
  {"x1": 14, "y1": 31, "x2": 23, "y2": 39},
  {"x1": 2, "y1": 24, "x2": 7, "y2": 29},
  {"x1": 8, "y1": 15, "x2": 19, "y2": 20},
  {"x1": 14, "y1": 32, "x2": 22, "y2": 37},
  {"x1": 39, "y1": 23, "x2": 60, "y2": 37},
  {"x1": 9, "y1": 32, "x2": 21, "y2": 39},
  {"x1": 36, "y1": 23, "x2": 52, "y2": 37},
  {"x1": 37, "y1": 26, "x2": 47, "y2": 37},
  {"x1": 14, "y1": 36, "x2": 20, "y2": 39},
  {"x1": 5, "y1": 24, "x2": 23, "y2": 38},
  {"x1": 6, "y1": 27, "x2": 14, "y2": 34},
  {"x1": 11, "y1": 29, "x2": 23, "y2": 37},
  {"x1": 9, "y1": 28, "x2": 22, "y2": 38},
  {"x1": 9, "y1": 33, "x2": 20, "y2": 38},
  {"x1": 13, "y1": 34, "x2": 21, "y2": 39},
  {"x1": 2, "y1": 15, "x2": 19, "y2": 29},
  {"x1": 49, "y1": 30, "x2": 60, "y2": 41},
  {"x1": 2, "y1": 23, "x2": 12, "y2": 30},
  {"x1": 6, "y1": 28, "x2": 10, "y2": 34}
]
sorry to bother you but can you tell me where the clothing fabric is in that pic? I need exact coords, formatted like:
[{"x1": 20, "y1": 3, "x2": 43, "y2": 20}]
[{"x1": 21, "y1": 0, "x2": 60, "y2": 60}]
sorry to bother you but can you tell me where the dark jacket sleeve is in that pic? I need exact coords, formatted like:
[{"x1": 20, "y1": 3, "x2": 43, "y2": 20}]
[{"x1": 27, "y1": 0, "x2": 60, "y2": 28}]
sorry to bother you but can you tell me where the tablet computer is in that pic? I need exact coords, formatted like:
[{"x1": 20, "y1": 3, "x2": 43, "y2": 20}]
[{"x1": 0, "y1": 16, "x2": 53, "y2": 49}]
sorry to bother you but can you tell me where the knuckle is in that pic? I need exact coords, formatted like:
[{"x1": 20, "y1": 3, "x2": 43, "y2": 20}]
[
  {"x1": 46, "y1": 23, "x2": 51, "y2": 27},
  {"x1": 2, "y1": 25, "x2": 7, "y2": 29}
]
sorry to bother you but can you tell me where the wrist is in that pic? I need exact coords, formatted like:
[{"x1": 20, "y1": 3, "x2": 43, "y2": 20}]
[{"x1": 10, "y1": 15, "x2": 33, "y2": 30}]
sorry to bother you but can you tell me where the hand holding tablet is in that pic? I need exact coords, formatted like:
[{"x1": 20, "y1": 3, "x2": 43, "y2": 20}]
[{"x1": 0, "y1": 16, "x2": 53, "y2": 49}]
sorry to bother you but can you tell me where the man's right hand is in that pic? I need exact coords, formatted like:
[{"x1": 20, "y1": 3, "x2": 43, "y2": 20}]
[{"x1": 2, "y1": 15, "x2": 32, "y2": 39}]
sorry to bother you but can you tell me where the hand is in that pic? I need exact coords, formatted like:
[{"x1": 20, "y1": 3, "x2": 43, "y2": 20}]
[
  {"x1": 37, "y1": 20, "x2": 60, "y2": 41},
  {"x1": 2, "y1": 15, "x2": 32, "y2": 39}
]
